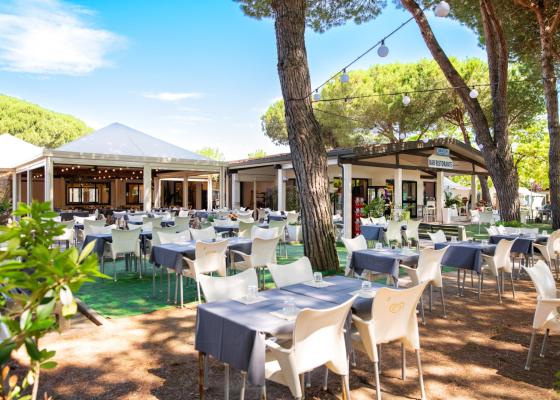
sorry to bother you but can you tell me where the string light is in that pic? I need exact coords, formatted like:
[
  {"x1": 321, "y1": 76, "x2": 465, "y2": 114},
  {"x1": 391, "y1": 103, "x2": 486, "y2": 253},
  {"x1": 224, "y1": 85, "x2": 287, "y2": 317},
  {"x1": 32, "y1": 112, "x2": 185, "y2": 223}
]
[
  {"x1": 340, "y1": 69, "x2": 350, "y2": 83},
  {"x1": 469, "y1": 88, "x2": 479, "y2": 99},
  {"x1": 377, "y1": 40, "x2": 389, "y2": 58},
  {"x1": 402, "y1": 94, "x2": 411, "y2": 106},
  {"x1": 422, "y1": 137, "x2": 430, "y2": 144},
  {"x1": 435, "y1": 1, "x2": 451, "y2": 17},
  {"x1": 313, "y1": 90, "x2": 321, "y2": 101},
  {"x1": 399, "y1": 133, "x2": 406, "y2": 140}
]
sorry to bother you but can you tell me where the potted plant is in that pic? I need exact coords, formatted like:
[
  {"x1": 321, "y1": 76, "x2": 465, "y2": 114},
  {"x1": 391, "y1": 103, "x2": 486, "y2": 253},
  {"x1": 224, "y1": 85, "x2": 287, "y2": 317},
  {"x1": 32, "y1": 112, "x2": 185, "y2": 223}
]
[
  {"x1": 443, "y1": 191, "x2": 462, "y2": 223},
  {"x1": 287, "y1": 222, "x2": 302, "y2": 242},
  {"x1": 364, "y1": 197, "x2": 386, "y2": 218}
]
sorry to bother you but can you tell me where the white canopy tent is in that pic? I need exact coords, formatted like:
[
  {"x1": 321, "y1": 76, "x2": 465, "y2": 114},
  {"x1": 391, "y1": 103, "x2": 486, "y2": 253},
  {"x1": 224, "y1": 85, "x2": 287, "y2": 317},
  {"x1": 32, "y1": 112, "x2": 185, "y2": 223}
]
[{"x1": 6, "y1": 123, "x2": 227, "y2": 211}]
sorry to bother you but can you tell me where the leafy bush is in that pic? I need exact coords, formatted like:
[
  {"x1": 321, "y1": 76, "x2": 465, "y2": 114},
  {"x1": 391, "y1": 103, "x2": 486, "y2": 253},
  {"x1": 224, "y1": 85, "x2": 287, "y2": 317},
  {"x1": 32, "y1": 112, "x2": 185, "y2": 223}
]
[
  {"x1": 444, "y1": 191, "x2": 462, "y2": 208},
  {"x1": 364, "y1": 197, "x2": 386, "y2": 218},
  {"x1": 0, "y1": 201, "x2": 104, "y2": 399},
  {"x1": 496, "y1": 220, "x2": 524, "y2": 227}
]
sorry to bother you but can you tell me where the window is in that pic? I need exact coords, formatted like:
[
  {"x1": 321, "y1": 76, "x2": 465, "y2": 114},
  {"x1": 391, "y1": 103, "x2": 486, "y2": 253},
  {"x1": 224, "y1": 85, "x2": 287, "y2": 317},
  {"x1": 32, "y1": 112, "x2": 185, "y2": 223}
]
[
  {"x1": 66, "y1": 182, "x2": 110, "y2": 205},
  {"x1": 126, "y1": 183, "x2": 144, "y2": 204}
]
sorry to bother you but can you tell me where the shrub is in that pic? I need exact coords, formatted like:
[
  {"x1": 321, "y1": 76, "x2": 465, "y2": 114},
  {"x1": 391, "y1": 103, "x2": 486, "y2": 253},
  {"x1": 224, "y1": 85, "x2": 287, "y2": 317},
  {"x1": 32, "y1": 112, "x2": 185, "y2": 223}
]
[{"x1": 0, "y1": 201, "x2": 105, "y2": 399}]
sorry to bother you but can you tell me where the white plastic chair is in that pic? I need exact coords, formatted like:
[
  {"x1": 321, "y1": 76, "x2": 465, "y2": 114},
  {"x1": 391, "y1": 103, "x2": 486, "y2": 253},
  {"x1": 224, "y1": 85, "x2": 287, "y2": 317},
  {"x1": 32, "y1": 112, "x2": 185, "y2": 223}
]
[
  {"x1": 88, "y1": 224, "x2": 115, "y2": 235},
  {"x1": 401, "y1": 247, "x2": 448, "y2": 320},
  {"x1": 486, "y1": 226, "x2": 499, "y2": 236},
  {"x1": 533, "y1": 230, "x2": 560, "y2": 279},
  {"x1": 342, "y1": 235, "x2": 367, "y2": 277},
  {"x1": 190, "y1": 226, "x2": 217, "y2": 242},
  {"x1": 264, "y1": 297, "x2": 355, "y2": 400},
  {"x1": 181, "y1": 239, "x2": 229, "y2": 305},
  {"x1": 54, "y1": 221, "x2": 75, "y2": 248},
  {"x1": 522, "y1": 261, "x2": 560, "y2": 370},
  {"x1": 267, "y1": 256, "x2": 314, "y2": 288},
  {"x1": 384, "y1": 221, "x2": 403, "y2": 246},
  {"x1": 81, "y1": 219, "x2": 106, "y2": 241},
  {"x1": 231, "y1": 237, "x2": 279, "y2": 289},
  {"x1": 199, "y1": 268, "x2": 258, "y2": 303},
  {"x1": 236, "y1": 221, "x2": 255, "y2": 238},
  {"x1": 360, "y1": 217, "x2": 372, "y2": 226},
  {"x1": 371, "y1": 216, "x2": 387, "y2": 225},
  {"x1": 173, "y1": 216, "x2": 191, "y2": 232},
  {"x1": 351, "y1": 283, "x2": 429, "y2": 400},
  {"x1": 269, "y1": 220, "x2": 288, "y2": 258},
  {"x1": 481, "y1": 239, "x2": 516, "y2": 303},
  {"x1": 108, "y1": 229, "x2": 142, "y2": 281},
  {"x1": 237, "y1": 216, "x2": 255, "y2": 224},
  {"x1": 403, "y1": 220, "x2": 421, "y2": 245},
  {"x1": 428, "y1": 230, "x2": 447, "y2": 244},
  {"x1": 286, "y1": 211, "x2": 299, "y2": 224},
  {"x1": 252, "y1": 225, "x2": 278, "y2": 240},
  {"x1": 157, "y1": 230, "x2": 191, "y2": 244}
]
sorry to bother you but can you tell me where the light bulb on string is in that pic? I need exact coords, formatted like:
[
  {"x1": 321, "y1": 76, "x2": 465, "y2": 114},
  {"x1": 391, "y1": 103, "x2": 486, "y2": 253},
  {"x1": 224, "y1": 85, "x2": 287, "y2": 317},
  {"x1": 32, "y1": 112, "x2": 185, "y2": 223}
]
[
  {"x1": 422, "y1": 137, "x2": 430, "y2": 144},
  {"x1": 377, "y1": 40, "x2": 389, "y2": 58},
  {"x1": 340, "y1": 69, "x2": 350, "y2": 84},
  {"x1": 469, "y1": 88, "x2": 479, "y2": 99},
  {"x1": 399, "y1": 133, "x2": 406, "y2": 140},
  {"x1": 402, "y1": 94, "x2": 411, "y2": 106},
  {"x1": 313, "y1": 90, "x2": 321, "y2": 101},
  {"x1": 435, "y1": 1, "x2": 450, "y2": 17}
]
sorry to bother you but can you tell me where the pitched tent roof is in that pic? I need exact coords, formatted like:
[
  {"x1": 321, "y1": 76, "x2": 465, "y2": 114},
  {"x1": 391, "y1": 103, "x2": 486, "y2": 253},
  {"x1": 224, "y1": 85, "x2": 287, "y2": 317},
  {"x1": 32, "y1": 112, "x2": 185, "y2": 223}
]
[
  {"x1": 0, "y1": 134, "x2": 43, "y2": 169},
  {"x1": 56, "y1": 123, "x2": 210, "y2": 161}
]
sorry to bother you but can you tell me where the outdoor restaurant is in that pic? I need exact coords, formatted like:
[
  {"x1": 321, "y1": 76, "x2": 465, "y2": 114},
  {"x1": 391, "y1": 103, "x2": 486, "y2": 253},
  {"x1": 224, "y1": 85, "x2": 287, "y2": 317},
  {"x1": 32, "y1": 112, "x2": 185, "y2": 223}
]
[{"x1": 0, "y1": 0, "x2": 559, "y2": 399}]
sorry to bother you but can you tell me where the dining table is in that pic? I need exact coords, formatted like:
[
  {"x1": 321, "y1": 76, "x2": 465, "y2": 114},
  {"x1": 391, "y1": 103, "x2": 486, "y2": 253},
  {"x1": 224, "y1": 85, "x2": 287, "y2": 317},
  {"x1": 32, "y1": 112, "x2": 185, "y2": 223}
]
[
  {"x1": 349, "y1": 247, "x2": 419, "y2": 285},
  {"x1": 150, "y1": 237, "x2": 253, "y2": 274},
  {"x1": 195, "y1": 275, "x2": 381, "y2": 392}
]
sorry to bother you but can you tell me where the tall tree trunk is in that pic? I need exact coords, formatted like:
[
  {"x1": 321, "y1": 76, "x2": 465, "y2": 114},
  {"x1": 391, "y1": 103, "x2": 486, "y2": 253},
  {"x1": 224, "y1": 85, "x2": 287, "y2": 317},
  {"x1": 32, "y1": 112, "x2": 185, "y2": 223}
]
[
  {"x1": 536, "y1": 11, "x2": 560, "y2": 229},
  {"x1": 479, "y1": 176, "x2": 492, "y2": 204},
  {"x1": 271, "y1": 0, "x2": 338, "y2": 270},
  {"x1": 401, "y1": 0, "x2": 520, "y2": 221}
]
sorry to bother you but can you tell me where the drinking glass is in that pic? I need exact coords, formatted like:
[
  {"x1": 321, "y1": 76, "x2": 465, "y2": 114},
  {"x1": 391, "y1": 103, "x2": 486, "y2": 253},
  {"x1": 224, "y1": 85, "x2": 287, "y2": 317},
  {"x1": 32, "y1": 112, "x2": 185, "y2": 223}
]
[
  {"x1": 542, "y1": 230, "x2": 548, "y2": 236},
  {"x1": 361, "y1": 280, "x2": 372, "y2": 292},
  {"x1": 451, "y1": 236, "x2": 458, "y2": 243},
  {"x1": 375, "y1": 242, "x2": 383, "y2": 250},
  {"x1": 283, "y1": 298, "x2": 296, "y2": 315},
  {"x1": 247, "y1": 285, "x2": 257, "y2": 300},
  {"x1": 313, "y1": 272, "x2": 323, "y2": 283},
  {"x1": 481, "y1": 239, "x2": 488, "y2": 246}
]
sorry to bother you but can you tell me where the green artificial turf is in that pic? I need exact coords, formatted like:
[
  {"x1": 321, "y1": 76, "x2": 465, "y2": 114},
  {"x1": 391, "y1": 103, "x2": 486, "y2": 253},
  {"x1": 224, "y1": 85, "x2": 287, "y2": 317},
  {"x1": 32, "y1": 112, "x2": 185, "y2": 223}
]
[{"x1": 77, "y1": 243, "x2": 349, "y2": 318}]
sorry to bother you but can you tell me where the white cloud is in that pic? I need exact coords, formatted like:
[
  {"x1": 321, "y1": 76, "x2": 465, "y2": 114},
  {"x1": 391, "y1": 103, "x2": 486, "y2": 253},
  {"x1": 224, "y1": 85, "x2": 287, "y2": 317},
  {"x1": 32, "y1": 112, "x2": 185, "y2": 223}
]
[
  {"x1": 143, "y1": 92, "x2": 204, "y2": 102},
  {"x1": 0, "y1": 0, "x2": 124, "y2": 75}
]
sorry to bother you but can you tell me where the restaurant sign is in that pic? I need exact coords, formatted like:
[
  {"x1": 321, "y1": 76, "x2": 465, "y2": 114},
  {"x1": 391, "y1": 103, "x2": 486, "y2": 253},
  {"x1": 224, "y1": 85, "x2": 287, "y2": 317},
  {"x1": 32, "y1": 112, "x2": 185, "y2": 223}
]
[
  {"x1": 428, "y1": 154, "x2": 454, "y2": 169},
  {"x1": 435, "y1": 147, "x2": 450, "y2": 156}
]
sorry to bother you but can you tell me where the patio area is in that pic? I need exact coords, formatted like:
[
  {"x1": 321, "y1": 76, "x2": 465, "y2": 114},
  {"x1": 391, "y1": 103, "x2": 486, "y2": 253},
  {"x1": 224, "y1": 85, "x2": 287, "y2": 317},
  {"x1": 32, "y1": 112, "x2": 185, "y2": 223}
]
[{"x1": 39, "y1": 264, "x2": 559, "y2": 400}]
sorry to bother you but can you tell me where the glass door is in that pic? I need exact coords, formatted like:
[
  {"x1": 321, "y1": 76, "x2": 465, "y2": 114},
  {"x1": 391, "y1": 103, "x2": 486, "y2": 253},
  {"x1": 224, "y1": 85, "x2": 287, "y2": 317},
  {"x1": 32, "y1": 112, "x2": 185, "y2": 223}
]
[{"x1": 402, "y1": 181, "x2": 417, "y2": 218}]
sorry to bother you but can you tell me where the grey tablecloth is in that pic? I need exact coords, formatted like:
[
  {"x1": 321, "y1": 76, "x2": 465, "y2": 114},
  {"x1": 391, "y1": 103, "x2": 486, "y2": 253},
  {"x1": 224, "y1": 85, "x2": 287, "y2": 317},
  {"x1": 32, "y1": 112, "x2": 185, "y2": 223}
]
[
  {"x1": 281, "y1": 275, "x2": 376, "y2": 317},
  {"x1": 489, "y1": 234, "x2": 548, "y2": 255},
  {"x1": 360, "y1": 225, "x2": 385, "y2": 241},
  {"x1": 349, "y1": 248, "x2": 419, "y2": 283},
  {"x1": 83, "y1": 231, "x2": 152, "y2": 257},
  {"x1": 195, "y1": 211, "x2": 209, "y2": 219},
  {"x1": 195, "y1": 287, "x2": 345, "y2": 386},
  {"x1": 268, "y1": 215, "x2": 286, "y2": 222},
  {"x1": 59, "y1": 211, "x2": 89, "y2": 221},
  {"x1": 150, "y1": 238, "x2": 252, "y2": 273},
  {"x1": 434, "y1": 241, "x2": 496, "y2": 273}
]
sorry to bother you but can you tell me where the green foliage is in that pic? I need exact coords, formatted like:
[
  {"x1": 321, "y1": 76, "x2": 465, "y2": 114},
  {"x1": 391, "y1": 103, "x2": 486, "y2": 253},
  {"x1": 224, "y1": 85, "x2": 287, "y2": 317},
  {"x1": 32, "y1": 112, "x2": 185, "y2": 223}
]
[
  {"x1": 0, "y1": 95, "x2": 91, "y2": 148},
  {"x1": 197, "y1": 147, "x2": 225, "y2": 161},
  {"x1": 495, "y1": 220, "x2": 524, "y2": 228},
  {"x1": 0, "y1": 202, "x2": 106, "y2": 399},
  {"x1": 364, "y1": 197, "x2": 386, "y2": 218},
  {"x1": 235, "y1": 0, "x2": 384, "y2": 33},
  {"x1": 247, "y1": 149, "x2": 267, "y2": 159},
  {"x1": 444, "y1": 191, "x2": 462, "y2": 208},
  {"x1": 261, "y1": 59, "x2": 544, "y2": 147},
  {"x1": 512, "y1": 120, "x2": 550, "y2": 189},
  {"x1": 286, "y1": 185, "x2": 300, "y2": 212}
]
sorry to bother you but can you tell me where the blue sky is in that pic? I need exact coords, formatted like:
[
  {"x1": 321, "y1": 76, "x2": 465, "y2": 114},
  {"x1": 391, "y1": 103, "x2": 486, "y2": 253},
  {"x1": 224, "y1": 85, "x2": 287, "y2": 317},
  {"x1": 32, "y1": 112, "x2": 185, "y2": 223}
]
[{"x1": 0, "y1": 0, "x2": 485, "y2": 160}]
